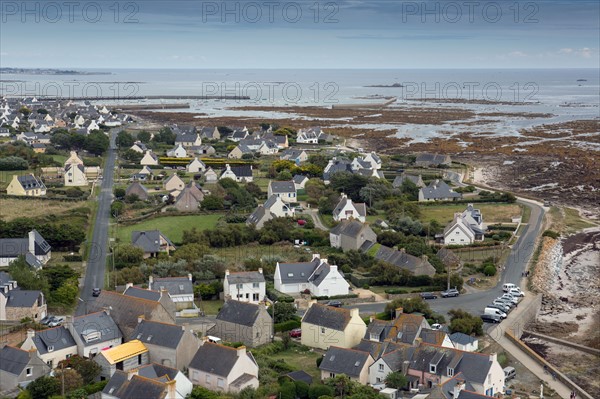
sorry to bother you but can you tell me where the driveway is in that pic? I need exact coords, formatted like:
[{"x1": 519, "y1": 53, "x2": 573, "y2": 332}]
[
  {"x1": 76, "y1": 130, "x2": 118, "y2": 316},
  {"x1": 305, "y1": 208, "x2": 328, "y2": 231}
]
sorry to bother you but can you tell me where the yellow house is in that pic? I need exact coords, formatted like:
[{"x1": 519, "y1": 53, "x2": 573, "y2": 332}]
[
  {"x1": 6, "y1": 174, "x2": 47, "y2": 196},
  {"x1": 301, "y1": 302, "x2": 366, "y2": 350}
]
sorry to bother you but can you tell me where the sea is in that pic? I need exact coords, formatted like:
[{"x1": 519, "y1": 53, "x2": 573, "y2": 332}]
[{"x1": 2, "y1": 68, "x2": 599, "y2": 142}]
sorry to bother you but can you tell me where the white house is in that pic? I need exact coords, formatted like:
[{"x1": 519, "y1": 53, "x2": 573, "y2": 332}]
[
  {"x1": 296, "y1": 128, "x2": 320, "y2": 144},
  {"x1": 186, "y1": 157, "x2": 206, "y2": 173},
  {"x1": 0, "y1": 230, "x2": 51, "y2": 268},
  {"x1": 167, "y1": 144, "x2": 188, "y2": 158},
  {"x1": 140, "y1": 151, "x2": 159, "y2": 166},
  {"x1": 267, "y1": 181, "x2": 296, "y2": 203},
  {"x1": 220, "y1": 164, "x2": 253, "y2": 183},
  {"x1": 223, "y1": 269, "x2": 266, "y2": 304},
  {"x1": 443, "y1": 206, "x2": 485, "y2": 246},
  {"x1": 332, "y1": 194, "x2": 366, "y2": 223},
  {"x1": 64, "y1": 151, "x2": 88, "y2": 187},
  {"x1": 449, "y1": 332, "x2": 479, "y2": 352},
  {"x1": 274, "y1": 254, "x2": 349, "y2": 297},
  {"x1": 263, "y1": 195, "x2": 295, "y2": 218},
  {"x1": 204, "y1": 167, "x2": 218, "y2": 183},
  {"x1": 86, "y1": 120, "x2": 100, "y2": 133},
  {"x1": 292, "y1": 175, "x2": 309, "y2": 190}
]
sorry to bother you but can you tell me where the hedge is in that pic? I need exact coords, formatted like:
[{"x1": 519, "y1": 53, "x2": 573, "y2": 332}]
[
  {"x1": 487, "y1": 224, "x2": 518, "y2": 231},
  {"x1": 349, "y1": 273, "x2": 372, "y2": 287},
  {"x1": 312, "y1": 294, "x2": 359, "y2": 300},
  {"x1": 266, "y1": 287, "x2": 295, "y2": 303},
  {"x1": 63, "y1": 255, "x2": 83, "y2": 262},
  {"x1": 274, "y1": 319, "x2": 301, "y2": 332}
]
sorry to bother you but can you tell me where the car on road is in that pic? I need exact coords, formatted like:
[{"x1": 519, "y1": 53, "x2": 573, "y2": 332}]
[
  {"x1": 503, "y1": 283, "x2": 517, "y2": 292},
  {"x1": 295, "y1": 206, "x2": 304, "y2": 212},
  {"x1": 48, "y1": 317, "x2": 64, "y2": 327},
  {"x1": 441, "y1": 288, "x2": 460, "y2": 298},
  {"x1": 495, "y1": 297, "x2": 515, "y2": 307},
  {"x1": 480, "y1": 314, "x2": 502, "y2": 323},
  {"x1": 501, "y1": 294, "x2": 519, "y2": 304},
  {"x1": 431, "y1": 323, "x2": 442, "y2": 330},
  {"x1": 289, "y1": 328, "x2": 302, "y2": 338},
  {"x1": 488, "y1": 303, "x2": 510, "y2": 314},
  {"x1": 327, "y1": 300, "x2": 342, "y2": 308},
  {"x1": 420, "y1": 292, "x2": 438, "y2": 300},
  {"x1": 92, "y1": 288, "x2": 101, "y2": 297},
  {"x1": 504, "y1": 366, "x2": 516, "y2": 380}
]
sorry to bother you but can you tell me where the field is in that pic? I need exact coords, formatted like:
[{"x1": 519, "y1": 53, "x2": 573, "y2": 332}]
[
  {"x1": 116, "y1": 214, "x2": 224, "y2": 244},
  {"x1": 0, "y1": 170, "x2": 28, "y2": 190},
  {"x1": 548, "y1": 206, "x2": 597, "y2": 235},
  {"x1": 0, "y1": 198, "x2": 91, "y2": 221},
  {"x1": 196, "y1": 299, "x2": 224, "y2": 315},
  {"x1": 211, "y1": 243, "x2": 311, "y2": 267},
  {"x1": 263, "y1": 346, "x2": 322, "y2": 380},
  {"x1": 419, "y1": 203, "x2": 522, "y2": 224},
  {"x1": 454, "y1": 246, "x2": 507, "y2": 264}
]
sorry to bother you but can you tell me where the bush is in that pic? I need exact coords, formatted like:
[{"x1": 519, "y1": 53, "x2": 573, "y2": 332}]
[
  {"x1": 311, "y1": 294, "x2": 358, "y2": 300},
  {"x1": 63, "y1": 255, "x2": 83, "y2": 262},
  {"x1": 308, "y1": 384, "x2": 334, "y2": 399},
  {"x1": 483, "y1": 265, "x2": 497, "y2": 276},
  {"x1": 0, "y1": 156, "x2": 28, "y2": 170},
  {"x1": 266, "y1": 287, "x2": 295, "y2": 303},
  {"x1": 542, "y1": 230, "x2": 560, "y2": 239},
  {"x1": 274, "y1": 319, "x2": 301, "y2": 332}
]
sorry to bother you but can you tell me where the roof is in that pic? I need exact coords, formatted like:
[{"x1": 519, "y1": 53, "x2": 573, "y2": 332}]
[
  {"x1": 329, "y1": 219, "x2": 370, "y2": 239},
  {"x1": 0, "y1": 230, "x2": 51, "y2": 257},
  {"x1": 73, "y1": 311, "x2": 123, "y2": 346},
  {"x1": 216, "y1": 300, "x2": 267, "y2": 327},
  {"x1": 449, "y1": 332, "x2": 478, "y2": 346},
  {"x1": 16, "y1": 174, "x2": 46, "y2": 191},
  {"x1": 269, "y1": 180, "x2": 295, "y2": 193},
  {"x1": 150, "y1": 276, "x2": 193, "y2": 296},
  {"x1": 293, "y1": 174, "x2": 308, "y2": 184},
  {"x1": 420, "y1": 180, "x2": 461, "y2": 200},
  {"x1": 131, "y1": 230, "x2": 170, "y2": 254},
  {"x1": 374, "y1": 245, "x2": 436, "y2": 276},
  {"x1": 247, "y1": 205, "x2": 273, "y2": 226},
  {"x1": 104, "y1": 371, "x2": 168, "y2": 399},
  {"x1": 189, "y1": 343, "x2": 252, "y2": 377},
  {"x1": 229, "y1": 164, "x2": 253, "y2": 177},
  {"x1": 30, "y1": 326, "x2": 77, "y2": 355},
  {"x1": 230, "y1": 373, "x2": 257, "y2": 389},
  {"x1": 130, "y1": 320, "x2": 185, "y2": 349},
  {"x1": 333, "y1": 196, "x2": 366, "y2": 218},
  {"x1": 102, "y1": 340, "x2": 148, "y2": 364},
  {"x1": 0, "y1": 346, "x2": 31, "y2": 375},
  {"x1": 277, "y1": 258, "x2": 321, "y2": 285},
  {"x1": 126, "y1": 182, "x2": 149, "y2": 200},
  {"x1": 123, "y1": 286, "x2": 161, "y2": 301},
  {"x1": 319, "y1": 347, "x2": 371, "y2": 377},
  {"x1": 5, "y1": 290, "x2": 42, "y2": 307},
  {"x1": 415, "y1": 153, "x2": 451, "y2": 164},
  {"x1": 263, "y1": 195, "x2": 281, "y2": 210},
  {"x1": 0, "y1": 271, "x2": 13, "y2": 285},
  {"x1": 173, "y1": 186, "x2": 201, "y2": 211},
  {"x1": 307, "y1": 262, "x2": 331, "y2": 287},
  {"x1": 302, "y1": 303, "x2": 352, "y2": 331},
  {"x1": 226, "y1": 271, "x2": 265, "y2": 285},
  {"x1": 285, "y1": 370, "x2": 313, "y2": 385}
]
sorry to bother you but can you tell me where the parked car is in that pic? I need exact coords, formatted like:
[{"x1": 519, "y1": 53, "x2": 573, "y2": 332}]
[
  {"x1": 502, "y1": 283, "x2": 517, "y2": 292},
  {"x1": 504, "y1": 366, "x2": 516, "y2": 380},
  {"x1": 431, "y1": 323, "x2": 442, "y2": 330},
  {"x1": 495, "y1": 297, "x2": 515, "y2": 308},
  {"x1": 40, "y1": 315, "x2": 53, "y2": 325},
  {"x1": 420, "y1": 292, "x2": 438, "y2": 300},
  {"x1": 441, "y1": 288, "x2": 460, "y2": 298},
  {"x1": 484, "y1": 307, "x2": 507, "y2": 319},
  {"x1": 509, "y1": 288, "x2": 525, "y2": 297},
  {"x1": 48, "y1": 317, "x2": 64, "y2": 327},
  {"x1": 501, "y1": 294, "x2": 519, "y2": 304},
  {"x1": 92, "y1": 288, "x2": 101, "y2": 297},
  {"x1": 327, "y1": 300, "x2": 342, "y2": 308},
  {"x1": 490, "y1": 302, "x2": 511, "y2": 313},
  {"x1": 480, "y1": 314, "x2": 501, "y2": 323},
  {"x1": 289, "y1": 328, "x2": 302, "y2": 338}
]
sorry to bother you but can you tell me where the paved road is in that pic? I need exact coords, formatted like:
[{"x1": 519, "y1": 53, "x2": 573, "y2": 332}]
[
  {"x1": 305, "y1": 208, "x2": 328, "y2": 231},
  {"x1": 346, "y1": 199, "x2": 545, "y2": 318},
  {"x1": 75, "y1": 130, "x2": 117, "y2": 316}
]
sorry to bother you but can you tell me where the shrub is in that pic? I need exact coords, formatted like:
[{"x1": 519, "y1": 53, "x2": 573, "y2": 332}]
[
  {"x1": 483, "y1": 265, "x2": 497, "y2": 276},
  {"x1": 63, "y1": 255, "x2": 83, "y2": 262},
  {"x1": 308, "y1": 384, "x2": 334, "y2": 399},
  {"x1": 542, "y1": 230, "x2": 560, "y2": 239},
  {"x1": 274, "y1": 319, "x2": 301, "y2": 332}
]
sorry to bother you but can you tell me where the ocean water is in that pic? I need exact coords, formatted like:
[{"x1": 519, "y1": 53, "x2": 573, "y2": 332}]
[{"x1": 2, "y1": 68, "x2": 598, "y2": 142}]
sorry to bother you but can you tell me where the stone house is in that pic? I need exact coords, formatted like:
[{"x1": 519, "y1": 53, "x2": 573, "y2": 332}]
[
  {"x1": 163, "y1": 174, "x2": 185, "y2": 191},
  {"x1": 207, "y1": 300, "x2": 273, "y2": 347},
  {"x1": 131, "y1": 230, "x2": 176, "y2": 258},
  {"x1": 300, "y1": 302, "x2": 366, "y2": 350},
  {"x1": 329, "y1": 220, "x2": 377, "y2": 252},
  {"x1": 0, "y1": 346, "x2": 50, "y2": 390},
  {"x1": 319, "y1": 346, "x2": 374, "y2": 384},
  {"x1": 20, "y1": 327, "x2": 78, "y2": 369}
]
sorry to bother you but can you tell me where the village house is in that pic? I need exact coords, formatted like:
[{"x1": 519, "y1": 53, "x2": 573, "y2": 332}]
[
  {"x1": 0, "y1": 230, "x2": 51, "y2": 268},
  {"x1": 443, "y1": 214, "x2": 484, "y2": 245},
  {"x1": 245, "y1": 205, "x2": 275, "y2": 229},
  {"x1": 0, "y1": 274, "x2": 47, "y2": 322},
  {"x1": 319, "y1": 346, "x2": 374, "y2": 384},
  {"x1": 141, "y1": 151, "x2": 159, "y2": 166},
  {"x1": 172, "y1": 182, "x2": 203, "y2": 212},
  {"x1": 95, "y1": 340, "x2": 150, "y2": 379},
  {"x1": 415, "y1": 153, "x2": 452, "y2": 167},
  {"x1": 21, "y1": 326, "x2": 78, "y2": 369},
  {"x1": 102, "y1": 364, "x2": 193, "y2": 399},
  {"x1": 292, "y1": 174, "x2": 309, "y2": 189},
  {"x1": 204, "y1": 167, "x2": 218, "y2": 183},
  {"x1": 323, "y1": 158, "x2": 353, "y2": 184},
  {"x1": 296, "y1": 127, "x2": 320, "y2": 144},
  {"x1": 186, "y1": 157, "x2": 206, "y2": 173},
  {"x1": 268, "y1": 181, "x2": 297, "y2": 203},
  {"x1": 175, "y1": 133, "x2": 202, "y2": 148},
  {"x1": 392, "y1": 173, "x2": 425, "y2": 188},
  {"x1": 220, "y1": 164, "x2": 253, "y2": 183},
  {"x1": 68, "y1": 310, "x2": 123, "y2": 358},
  {"x1": 188, "y1": 343, "x2": 259, "y2": 393},
  {"x1": 223, "y1": 269, "x2": 266, "y2": 304},
  {"x1": 373, "y1": 245, "x2": 437, "y2": 277},
  {"x1": 0, "y1": 346, "x2": 50, "y2": 391},
  {"x1": 207, "y1": 300, "x2": 273, "y2": 347},
  {"x1": 125, "y1": 182, "x2": 149, "y2": 201},
  {"x1": 229, "y1": 128, "x2": 249, "y2": 142},
  {"x1": 301, "y1": 302, "x2": 366, "y2": 350},
  {"x1": 130, "y1": 141, "x2": 148, "y2": 153},
  {"x1": 329, "y1": 220, "x2": 377, "y2": 252},
  {"x1": 130, "y1": 319, "x2": 200, "y2": 369},
  {"x1": 131, "y1": 230, "x2": 176, "y2": 258},
  {"x1": 64, "y1": 151, "x2": 88, "y2": 187},
  {"x1": 167, "y1": 144, "x2": 188, "y2": 158},
  {"x1": 6, "y1": 174, "x2": 47, "y2": 197},
  {"x1": 246, "y1": 195, "x2": 294, "y2": 229},
  {"x1": 163, "y1": 174, "x2": 185, "y2": 191},
  {"x1": 419, "y1": 180, "x2": 462, "y2": 202},
  {"x1": 274, "y1": 254, "x2": 349, "y2": 297},
  {"x1": 200, "y1": 126, "x2": 221, "y2": 140},
  {"x1": 332, "y1": 193, "x2": 367, "y2": 223},
  {"x1": 449, "y1": 332, "x2": 479, "y2": 352},
  {"x1": 149, "y1": 275, "x2": 195, "y2": 312},
  {"x1": 280, "y1": 149, "x2": 308, "y2": 164}
]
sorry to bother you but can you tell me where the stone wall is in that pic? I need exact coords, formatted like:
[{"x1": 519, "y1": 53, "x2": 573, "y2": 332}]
[{"x1": 5, "y1": 303, "x2": 47, "y2": 322}]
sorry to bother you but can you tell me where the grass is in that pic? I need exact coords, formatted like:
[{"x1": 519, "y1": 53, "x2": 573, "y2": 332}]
[
  {"x1": 211, "y1": 244, "x2": 310, "y2": 266},
  {"x1": 267, "y1": 347, "x2": 321, "y2": 380},
  {"x1": 116, "y1": 214, "x2": 224, "y2": 244},
  {"x1": 455, "y1": 247, "x2": 507, "y2": 264},
  {"x1": 196, "y1": 299, "x2": 223, "y2": 315},
  {"x1": 49, "y1": 154, "x2": 67, "y2": 164},
  {"x1": 521, "y1": 204, "x2": 532, "y2": 223},
  {"x1": 0, "y1": 170, "x2": 30, "y2": 190},
  {"x1": 0, "y1": 198, "x2": 91, "y2": 221},
  {"x1": 548, "y1": 206, "x2": 597, "y2": 235},
  {"x1": 369, "y1": 285, "x2": 438, "y2": 294},
  {"x1": 419, "y1": 203, "x2": 522, "y2": 225}
]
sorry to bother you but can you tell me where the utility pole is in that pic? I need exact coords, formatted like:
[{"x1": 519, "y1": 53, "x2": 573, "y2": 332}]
[{"x1": 61, "y1": 362, "x2": 65, "y2": 397}]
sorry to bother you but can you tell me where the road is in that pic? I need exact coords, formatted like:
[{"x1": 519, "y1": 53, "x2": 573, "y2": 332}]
[
  {"x1": 346, "y1": 199, "x2": 545, "y2": 318},
  {"x1": 304, "y1": 208, "x2": 328, "y2": 231},
  {"x1": 75, "y1": 130, "x2": 117, "y2": 316}
]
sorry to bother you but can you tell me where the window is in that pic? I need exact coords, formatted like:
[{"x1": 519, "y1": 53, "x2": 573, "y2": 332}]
[
  {"x1": 329, "y1": 373, "x2": 335, "y2": 378},
  {"x1": 206, "y1": 375, "x2": 211, "y2": 384},
  {"x1": 26, "y1": 368, "x2": 32, "y2": 376},
  {"x1": 237, "y1": 284, "x2": 243, "y2": 289},
  {"x1": 253, "y1": 283, "x2": 259, "y2": 288},
  {"x1": 321, "y1": 327, "x2": 325, "y2": 334},
  {"x1": 448, "y1": 368, "x2": 454, "y2": 376},
  {"x1": 138, "y1": 354, "x2": 142, "y2": 364},
  {"x1": 217, "y1": 378, "x2": 224, "y2": 388},
  {"x1": 246, "y1": 293, "x2": 249, "y2": 299},
  {"x1": 376, "y1": 377, "x2": 381, "y2": 383},
  {"x1": 378, "y1": 364, "x2": 384, "y2": 372},
  {"x1": 429, "y1": 364, "x2": 436, "y2": 373},
  {"x1": 253, "y1": 293, "x2": 259, "y2": 301},
  {"x1": 47, "y1": 360, "x2": 53, "y2": 368}
]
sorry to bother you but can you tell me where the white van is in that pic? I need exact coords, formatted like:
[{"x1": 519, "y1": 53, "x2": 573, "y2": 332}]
[
  {"x1": 206, "y1": 335, "x2": 222, "y2": 344},
  {"x1": 504, "y1": 366, "x2": 516, "y2": 380},
  {"x1": 503, "y1": 283, "x2": 516, "y2": 292},
  {"x1": 509, "y1": 288, "x2": 525, "y2": 297},
  {"x1": 484, "y1": 307, "x2": 507, "y2": 319}
]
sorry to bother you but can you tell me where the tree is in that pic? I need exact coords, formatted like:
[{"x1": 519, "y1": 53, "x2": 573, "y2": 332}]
[
  {"x1": 329, "y1": 171, "x2": 369, "y2": 202},
  {"x1": 448, "y1": 309, "x2": 484, "y2": 336},
  {"x1": 8, "y1": 256, "x2": 49, "y2": 293},
  {"x1": 53, "y1": 368, "x2": 83, "y2": 395},
  {"x1": 399, "y1": 179, "x2": 419, "y2": 201},
  {"x1": 272, "y1": 302, "x2": 297, "y2": 323},
  {"x1": 326, "y1": 374, "x2": 352, "y2": 398},
  {"x1": 0, "y1": 156, "x2": 28, "y2": 170},
  {"x1": 152, "y1": 127, "x2": 176, "y2": 145},
  {"x1": 308, "y1": 384, "x2": 334, "y2": 399},
  {"x1": 294, "y1": 381, "x2": 310, "y2": 399},
  {"x1": 279, "y1": 381, "x2": 296, "y2": 399},
  {"x1": 202, "y1": 194, "x2": 224, "y2": 210},
  {"x1": 114, "y1": 187, "x2": 126, "y2": 199},
  {"x1": 116, "y1": 130, "x2": 134, "y2": 148},
  {"x1": 43, "y1": 265, "x2": 79, "y2": 290},
  {"x1": 137, "y1": 130, "x2": 151, "y2": 143},
  {"x1": 384, "y1": 371, "x2": 408, "y2": 389},
  {"x1": 113, "y1": 244, "x2": 144, "y2": 269},
  {"x1": 19, "y1": 106, "x2": 32, "y2": 117},
  {"x1": 27, "y1": 376, "x2": 60, "y2": 399},
  {"x1": 59, "y1": 356, "x2": 102, "y2": 385},
  {"x1": 84, "y1": 131, "x2": 109, "y2": 155},
  {"x1": 188, "y1": 386, "x2": 220, "y2": 399}
]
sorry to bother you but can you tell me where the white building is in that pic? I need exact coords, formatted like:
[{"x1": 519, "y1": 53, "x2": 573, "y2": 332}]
[
  {"x1": 186, "y1": 157, "x2": 206, "y2": 173},
  {"x1": 267, "y1": 181, "x2": 296, "y2": 203},
  {"x1": 223, "y1": 269, "x2": 266, "y2": 304},
  {"x1": 140, "y1": 151, "x2": 159, "y2": 166},
  {"x1": 443, "y1": 205, "x2": 485, "y2": 246},
  {"x1": 274, "y1": 254, "x2": 349, "y2": 297},
  {"x1": 332, "y1": 193, "x2": 367, "y2": 223}
]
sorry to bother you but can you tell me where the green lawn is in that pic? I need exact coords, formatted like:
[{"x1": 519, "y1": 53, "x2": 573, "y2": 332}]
[
  {"x1": 563, "y1": 207, "x2": 596, "y2": 234},
  {"x1": 267, "y1": 347, "x2": 322, "y2": 380},
  {"x1": 116, "y1": 214, "x2": 224, "y2": 244},
  {"x1": 196, "y1": 299, "x2": 223, "y2": 315},
  {"x1": 50, "y1": 154, "x2": 67, "y2": 164},
  {"x1": 454, "y1": 247, "x2": 507, "y2": 265},
  {"x1": 419, "y1": 203, "x2": 522, "y2": 225}
]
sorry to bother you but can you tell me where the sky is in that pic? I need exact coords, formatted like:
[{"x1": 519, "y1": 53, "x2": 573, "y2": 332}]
[{"x1": 0, "y1": 0, "x2": 599, "y2": 69}]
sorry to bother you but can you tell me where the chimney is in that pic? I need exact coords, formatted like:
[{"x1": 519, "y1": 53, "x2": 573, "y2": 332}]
[
  {"x1": 402, "y1": 360, "x2": 410, "y2": 375},
  {"x1": 148, "y1": 275, "x2": 154, "y2": 288},
  {"x1": 127, "y1": 369, "x2": 139, "y2": 380},
  {"x1": 258, "y1": 268, "x2": 263, "y2": 274},
  {"x1": 28, "y1": 230, "x2": 35, "y2": 255},
  {"x1": 329, "y1": 265, "x2": 337, "y2": 274},
  {"x1": 311, "y1": 254, "x2": 320, "y2": 261},
  {"x1": 102, "y1": 307, "x2": 110, "y2": 316},
  {"x1": 65, "y1": 315, "x2": 73, "y2": 327},
  {"x1": 166, "y1": 379, "x2": 176, "y2": 398},
  {"x1": 421, "y1": 255, "x2": 428, "y2": 262},
  {"x1": 453, "y1": 381, "x2": 465, "y2": 398},
  {"x1": 188, "y1": 273, "x2": 192, "y2": 281},
  {"x1": 225, "y1": 269, "x2": 230, "y2": 276},
  {"x1": 236, "y1": 346, "x2": 246, "y2": 357},
  {"x1": 489, "y1": 352, "x2": 497, "y2": 363},
  {"x1": 182, "y1": 323, "x2": 188, "y2": 332},
  {"x1": 395, "y1": 308, "x2": 404, "y2": 318},
  {"x1": 369, "y1": 315, "x2": 375, "y2": 323},
  {"x1": 399, "y1": 248, "x2": 406, "y2": 253},
  {"x1": 125, "y1": 282, "x2": 133, "y2": 289},
  {"x1": 26, "y1": 329, "x2": 35, "y2": 340},
  {"x1": 350, "y1": 308, "x2": 360, "y2": 318},
  {"x1": 137, "y1": 315, "x2": 145, "y2": 324}
]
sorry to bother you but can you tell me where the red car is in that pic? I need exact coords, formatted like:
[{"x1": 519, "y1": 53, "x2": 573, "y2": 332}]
[{"x1": 289, "y1": 328, "x2": 302, "y2": 338}]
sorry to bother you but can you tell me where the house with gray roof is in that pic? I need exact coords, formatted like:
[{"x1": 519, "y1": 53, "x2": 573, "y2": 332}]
[
  {"x1": 319, "y1": 346, "x2": 374, "y2": 384},
  {"x1": 0, "y1": 346, "x2": 50, "y2": 391},
  {"x1": 200, "y1": 126, "x2": 220, "y2": 140},
  {"x1": 449, "y1": 332, "x2": 478, "y2": 352},
  {"x1": 103, "y1": 363, "x2": 193, "y2": 399},
  {"x1": 65, "y1": 310, "x2": 123, "y2": 358},
  {"x1": 0, "y1": 230, "x2": 51, "y2": 269},
  {"x1": 223, "y1": 269, "x2": 266, "y2": 304},
  {"x1": 374, "y1": 245, "x2": 436, "y2": 277},
  {"x1": 207, "y1": 300, "x2": 273, "y2": 347},
  {"x1": 332, "y1": 193, "x2": 367, "y2": 223},
  {"x1": 125, "y1": 182, "x2": 149, "y2": 201},
  {"x1": 274, "y1": 254, "x2": 349, "y2": 297},
  {"x1": 393, "y1": 173, "x2": 425, "y2": 188},
  {"x1": 123, "y1": 286, "x2": 161, "y2": 301},
  {"x1": 246, "y1": 205, "x2": 275, "y2": 229},
  {"x1": 418, "y1": 180, "x2": 462, "y2": 202},
  {"x1": 0, "y1": 273, "x2": 47, "y2": 323},
  {"x1": 131, "y1": 230, "x2": 175, "y2": 258},
  {"x1": 292, "y1": 174, "x2": 309, "y2": 189},
  {"x1": 367, "y1": 345, "x2": 416, "y2": 387},
  {"x1": 329, "y1": 220, "x2": 377, "y2": 252},
  {"x1": 323, "y1": 158, "x2": 353, "y2": 184},
  {"x1": 220, "y1": 164, "x2": 253, "y2": 183},
  {"x1": 130, "y1": 319, "x2": 201, "y2": 369},
  {"x1": 280, "y1": 149, "x2": 309, "y2": 164},
  {"x1": 267, "y1": 180, "x2": 296, "y2": 203},
  {"x1": 148, "y1": 275, "x2": 195, "y2": 312},
  {"x1": 188, "y1": 343, "x2": 259, "y2": 394},
  {"x1": 300, "y1": 302, "x2": 366, "y2": 350},
  {"x1": 21, "y1": 326, "x2": 78, "y2": 369},
  {"x1": 415, "y1": 153, "x2": 452, "y2": 167}
]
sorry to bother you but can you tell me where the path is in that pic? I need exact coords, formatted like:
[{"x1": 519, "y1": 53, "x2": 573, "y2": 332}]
[
  {"x1": 76, "y1": 130, "x2": 117, "y2": 316},
  {"x1": 305, "y1": 208, "x2": 328, "y2": 231}
]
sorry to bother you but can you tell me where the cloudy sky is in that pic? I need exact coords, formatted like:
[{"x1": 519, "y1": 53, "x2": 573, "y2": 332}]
[{"x1": 1, "y1": 0, "x2": 598, "y2": 68}]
